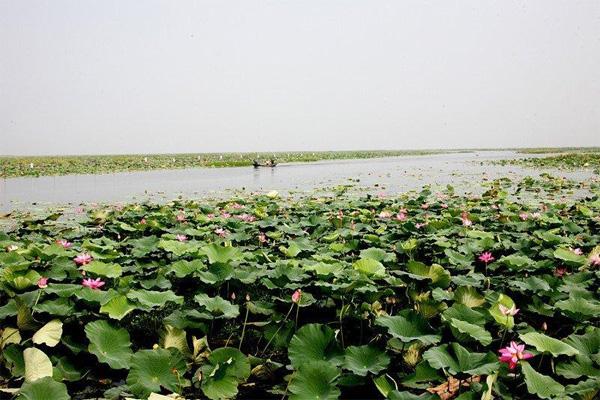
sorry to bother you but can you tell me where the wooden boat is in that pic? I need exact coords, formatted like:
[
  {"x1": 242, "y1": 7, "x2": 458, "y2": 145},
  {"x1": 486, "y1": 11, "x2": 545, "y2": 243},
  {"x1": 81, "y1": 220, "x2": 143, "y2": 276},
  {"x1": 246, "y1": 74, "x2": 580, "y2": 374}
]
[{"x1": 253, "y1": 160, "x2": 277, "y2": 168}]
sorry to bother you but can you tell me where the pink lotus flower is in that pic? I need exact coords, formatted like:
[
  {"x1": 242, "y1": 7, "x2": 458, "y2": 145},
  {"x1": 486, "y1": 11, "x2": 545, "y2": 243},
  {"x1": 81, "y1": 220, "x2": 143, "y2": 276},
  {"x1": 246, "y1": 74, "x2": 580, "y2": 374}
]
[
  {"x1": 572, "y1": 248, "x2": 583, "y2": 256},
  {"x1": 230, "y1": 203, "x2": 244, "y2": 209},
  {"x1": 396, "y1": 212, "x2": 407, "y2": 221},
  {"x1": 337, "y1": 210, "x2": 344, "y2": 220},
  {"x1": 176, "y1": 213, "x2": 186, "y2": 222},
  {"x1": 258, "y1": 232, "x2": 267, "y2": 244},
  {"x1": 590, "y1": 254, "x2": 600, "y2": 266},
  {"x1": 140, "y1": 218, "x2": 147, "y2": 225},
  {"x1": 292, "y1": 289, "x2": 302, "y2": 304},
  {"x1": 460, "y1": 212, "x2": 472, "y2": 226},
  {"x1": 415, "y1": 222, "x2": 428, "y2": 229},
  {"x1": 479, "y1": 252, "x2": 495, "y2": 264},
  {"x1": 82, "y1": 278, "x2": 105, "y2": 290},
  {"x1": 206, "y1": 213, "x2": 215, "y2": 219},
  {"x1": 441, "y1": 203, "x2": 448, "y2": 209},
  {"x1": 378, "y1": 211, "x2": 392, "y2": 219},
  {"x1": 499, "y1": 304, "x2": 519, "y2": 316},
  {"x1": 176, "y1": 234, "x2": 187, "y2": 242},
  {"x1": 74, "y1": 253, "x2": 93, "y2": 265},
  {"x1": 37, "y1": 277, "x2": 49, "y2": 289},
  {"x1": 421, "y1": 203, "x2": 429, "y2": 210},
  {"x1": 56, "y1": 239, "x2": 72, "y2": 248},
  {"x1": 236, "y1": 213, "x2": 256, "y2": 222},
  {"x1": 531, "y1": 212, "x2": 541, "y2": 219},
  {"x1": 519, "y1": 212, "x2": 529, "y2": 221},
  {"x1": 221, "y1": 212, "x2": 231, "y2": 219},
  {"x1": 6, "y1": 244, "x2": 18, "y2": 252},
  {"x1": 215, "y1": 228, "x2": 228, "y2": 237},
  {"x1": 499, "y1": 342, "x2": 533, "y2": 369}
]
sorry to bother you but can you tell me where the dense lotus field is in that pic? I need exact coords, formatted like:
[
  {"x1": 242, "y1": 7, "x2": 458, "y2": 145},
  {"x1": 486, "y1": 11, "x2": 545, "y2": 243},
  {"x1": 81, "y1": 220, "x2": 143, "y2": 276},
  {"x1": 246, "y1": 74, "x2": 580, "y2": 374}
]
[
  {"x1": 495, "y1": 152, "x2": 600, "y2": 173},
  {"x1": 0, "y1": 150, "x2": 447, "y2": 178},
  {"x1": 0, "y1": 176, "x2": 599, "y2": 399}
]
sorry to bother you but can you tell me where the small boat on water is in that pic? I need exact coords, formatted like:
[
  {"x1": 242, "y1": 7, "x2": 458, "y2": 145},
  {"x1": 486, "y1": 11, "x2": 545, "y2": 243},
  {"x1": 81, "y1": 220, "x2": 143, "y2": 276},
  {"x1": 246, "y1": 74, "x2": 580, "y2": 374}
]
[{"x1": 253, "y1": 159, "x2": 277, "y2": 168}]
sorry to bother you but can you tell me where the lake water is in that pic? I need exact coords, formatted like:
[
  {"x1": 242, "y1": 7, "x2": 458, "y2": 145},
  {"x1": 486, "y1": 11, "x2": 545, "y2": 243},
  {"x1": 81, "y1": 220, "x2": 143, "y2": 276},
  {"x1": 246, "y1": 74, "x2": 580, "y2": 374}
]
[{"x1": 0, "y1": 151, "x2": 595, "y2": 212}]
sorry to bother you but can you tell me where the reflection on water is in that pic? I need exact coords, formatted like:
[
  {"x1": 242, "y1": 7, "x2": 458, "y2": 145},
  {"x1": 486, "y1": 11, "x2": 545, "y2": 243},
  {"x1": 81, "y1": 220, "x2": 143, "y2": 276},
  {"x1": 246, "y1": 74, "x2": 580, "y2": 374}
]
[{"x1": 0, "y1": 151, "x2": 595, "y2": 212}]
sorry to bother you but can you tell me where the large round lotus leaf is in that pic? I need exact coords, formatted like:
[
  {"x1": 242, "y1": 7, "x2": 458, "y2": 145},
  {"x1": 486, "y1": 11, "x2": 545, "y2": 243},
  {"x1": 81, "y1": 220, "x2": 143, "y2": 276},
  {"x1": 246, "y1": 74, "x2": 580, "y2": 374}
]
[
  {"x1": 32, "y1": 319, "x2": 63, "y2": 347},
  {"x1": 375, "y1": 311, "x2": 441, "y2": 345},
  {"x1": 127, "y1": 349, "x2": 187, "y2": 398},
  {"x1": 422, "y1": 343, "x2": 498, "y2": 376},
  {"x1": 343, "y1": 345, "x2": 390, "y2": 376},
  {"x1": 521, "y1": 361, "x2": 565, "y2": 399},
  {"x1": 17, "y1": 376, "x2": 69, "y2": 400},
  {"x1": 99, "y1": 295, "x2": 136, "y2": 320},
  {"x1": 288, "y1": 323, "x2": 343, "y2": 368},
  {"x1": 201, "y1": 243, "x2": 241, "y2": 264},
  {"x1": 85, "y1": 320, "x2": 133, "y2": 369},
  {"x1": 519, "y1": 332, "x2": 579, "y2": 357},
  {"x1": 127, "y1": 289, "x2": 183, "y2": 309},
  {"x1": 80, "y1": 261, "x2": 122, "y2": 278},
  {"x1": 352, "y1": 258, "x2": 385, "y2": 278},
  {"x1": 288, "y1": 360, "x2": 341, "y2": 400},
  {"x1": 23, "y1": 348, "x2": 52, "y2": 382},
  {"x1": 201, "y1": 347, "x2": 251, "y2": 400},
  {"x1": 194, "y1": 293, "x2": 239, "y2": 318}
]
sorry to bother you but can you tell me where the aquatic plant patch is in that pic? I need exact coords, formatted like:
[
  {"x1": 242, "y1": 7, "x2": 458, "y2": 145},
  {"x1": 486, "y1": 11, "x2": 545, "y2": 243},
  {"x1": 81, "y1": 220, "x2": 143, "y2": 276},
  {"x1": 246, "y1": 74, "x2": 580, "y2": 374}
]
[
  {"x1": 0, "y1": 150, "x2": 452, "y2": 178},
  {"x1": 494, "y1": 152, "x2": 600, "y2": 173},
  {"x1": 0, "y1": 176, "x2": 599, "y2": 399}
]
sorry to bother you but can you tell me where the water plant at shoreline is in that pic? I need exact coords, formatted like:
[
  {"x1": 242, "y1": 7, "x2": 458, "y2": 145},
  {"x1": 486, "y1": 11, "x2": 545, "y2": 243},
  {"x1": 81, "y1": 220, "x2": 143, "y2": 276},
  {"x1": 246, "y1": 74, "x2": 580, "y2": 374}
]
[
  {"x1": 0, "y1": 176, "x2": 599, "y2": 399},
  {"x1": 0, "y1": 150, "x2": 455, "y2": 178},
  {"x1": 494, "y1": 152, "x2": 600, "y2": 173}
]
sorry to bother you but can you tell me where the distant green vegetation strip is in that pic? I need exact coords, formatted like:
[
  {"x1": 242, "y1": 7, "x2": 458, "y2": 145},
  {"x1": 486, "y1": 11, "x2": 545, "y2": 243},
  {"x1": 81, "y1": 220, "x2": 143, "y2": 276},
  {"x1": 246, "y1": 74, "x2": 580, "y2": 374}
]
[
  {"x1": 0, "y1": 150, "x2": 454, "y2": 178},
  {"x1": 517, "y1": 147, "x2": 600, "y2": 154},
  {"x1": 494, "y1": 152, "x2": 600, "y2": 172}
]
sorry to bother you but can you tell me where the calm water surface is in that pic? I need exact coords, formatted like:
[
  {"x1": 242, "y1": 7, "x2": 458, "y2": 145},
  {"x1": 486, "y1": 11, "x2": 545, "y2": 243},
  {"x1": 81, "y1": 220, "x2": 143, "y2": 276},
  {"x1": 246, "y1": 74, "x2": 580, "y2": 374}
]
[{"x1": 0, "y1": 151, "x2": 595, "y2": 212}]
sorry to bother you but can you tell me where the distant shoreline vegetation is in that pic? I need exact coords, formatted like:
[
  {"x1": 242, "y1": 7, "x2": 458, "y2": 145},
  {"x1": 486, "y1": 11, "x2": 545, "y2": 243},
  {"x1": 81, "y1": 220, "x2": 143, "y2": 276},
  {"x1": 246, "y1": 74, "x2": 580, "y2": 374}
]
[
  {"x1": 0, "y1": 150, "x2": 458, "y2": 178},
  {"x1": 1, "y1": 148, "x2": 598, "y2": 178}
]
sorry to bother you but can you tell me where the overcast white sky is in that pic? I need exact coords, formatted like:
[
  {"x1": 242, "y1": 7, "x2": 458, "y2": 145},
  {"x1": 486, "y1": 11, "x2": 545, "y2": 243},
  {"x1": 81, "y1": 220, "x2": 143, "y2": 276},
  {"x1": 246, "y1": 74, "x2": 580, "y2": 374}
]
[{"x1": 1, "y1": 1, "x2": 599, "y2": 155}]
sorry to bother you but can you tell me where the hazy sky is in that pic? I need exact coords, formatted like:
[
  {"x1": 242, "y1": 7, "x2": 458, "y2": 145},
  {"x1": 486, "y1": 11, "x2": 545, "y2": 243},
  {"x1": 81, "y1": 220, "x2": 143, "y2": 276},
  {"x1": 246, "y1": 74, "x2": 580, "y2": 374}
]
[{"x1": 1, "y1": 1, "x2": 599, "y2": 155}]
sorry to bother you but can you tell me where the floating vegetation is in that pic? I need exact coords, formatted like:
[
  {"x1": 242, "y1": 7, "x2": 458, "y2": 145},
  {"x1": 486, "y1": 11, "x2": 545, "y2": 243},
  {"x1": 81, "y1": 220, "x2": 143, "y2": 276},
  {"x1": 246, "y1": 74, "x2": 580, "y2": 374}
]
[
  {"x1": 0, "y1": 175, "x2": 599, "y2": 399},
  {"x1": 0, "y1": 150, "x2": 456, "y2": 178},
  {"x1": 494, "y1": 152, "x2": 600, "y2": 173}
]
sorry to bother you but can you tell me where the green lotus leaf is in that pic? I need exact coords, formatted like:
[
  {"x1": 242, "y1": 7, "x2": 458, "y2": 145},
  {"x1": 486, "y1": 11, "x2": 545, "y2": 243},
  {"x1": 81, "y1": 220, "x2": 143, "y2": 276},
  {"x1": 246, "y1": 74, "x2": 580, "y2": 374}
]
[
  {"x1": 405, "y1": 261, "x2": 451, "y2": 288},
  {"x1": 168, "y1": 259, "x2": 205, "y2": 278},
  {"x1": 200, "y1": 347, "x2": 251, "y2": 400},
  {"x1": 85, "y1": 320, "x2": 133, "y2": 369},
  {"x1": 376, "y1": 311, "x2": 441, "y2": 345},
  {"x1": 160, "y1": 324, "x2": 190, "y2": 355},
  {"x1": 127, "y1": 289, "x2": 183, "y2": 309},
  {"x1": 453, "y1": 286, "x2": 485, "y2": 308},
  {"x1": 126, "y1": 348, "x2": 187, "y2": 398},
  {"x1": 17, "y1": 376, "x2": 69, "y2": 400},
  {"x1": 288, "y1": 361, "x2": 340, "y2": 400},
  {"x1": 80, "y1": 261, "x2": 122, "y2": 278},
  {"x1": 353, "y1": 258, "x2": 385, "y2": 278},
  {"x1": 129, "y1": 235, "x2": 160, "y2": 257},
  {"x1": 422, "y1": 343, "x2": 499, "y2": 375},
  {"x1": 159, "y1": 239, "x2": 198, "y2": 257},
  {"x1": 288, "y1": 323, "x2": 343, "y2": 368},
  {"x1": 520, "y1": 332, "x2": 579, "y2": 357},
  {"x1": 99, "y1": 295, "x2": 136, "y2": 320},
  {"x1": 521, "y1": 361, "x2": 565, "y2": 399},
  {"x1": 553, "y1": 248, "x2": 587, "y2": 266},
  {"x1": 201, "y1": 244, "x2": 241, "y2": 264},
  {"x1": 343, "y1": 345, "x2": 390, "y2": 376},
  {"x1": 194, "y1": 293, "x2": 239, "y2": 318},
  {"x1": 448, "y1": 318, "x2": 492, "y2": 346}
]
